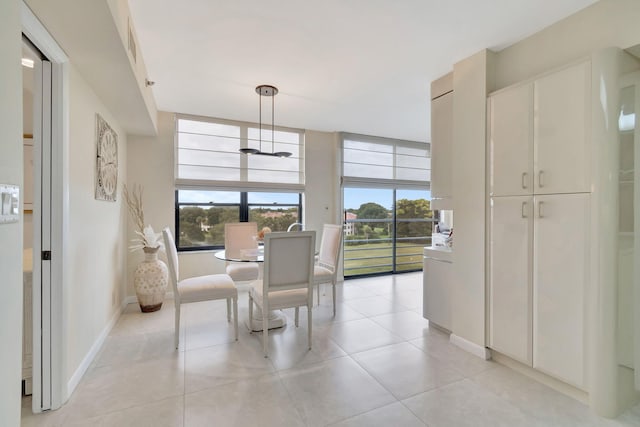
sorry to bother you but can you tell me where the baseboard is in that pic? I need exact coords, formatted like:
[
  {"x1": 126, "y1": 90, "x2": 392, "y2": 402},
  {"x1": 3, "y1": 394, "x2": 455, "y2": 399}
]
[
  {"x1": 449, "y1": 334, "x2": 492, "y2": 360},
  {"x1": 491, "y1": 351, "x2": 589, "y2": 404},
  {"x1": 66, "y1": 304, "x2": 122, "y2": 398},
  {"x1": 124, "y1": 291, "x2": 174, "y2": 306},
  {"x1": 67, "y1": 290, "x2": 176, "y2": 397}
]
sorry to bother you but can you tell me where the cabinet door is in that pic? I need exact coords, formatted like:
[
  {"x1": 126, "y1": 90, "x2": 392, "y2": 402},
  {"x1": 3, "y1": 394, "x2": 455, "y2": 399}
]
[
  {"x1": 488, "y1": 84, "x2": 533, "y2": 197},
  {"x1": 430, "y1": 91, "x2": 453, "y2": 206},
  {"x1": 489, "y1": 196, "x2": 533, "y2": 364},
  {"x1": 534, "y1": 62, "x2": 590, "y2": 194},
  {"x1": 533, "y1": 193, "x2": 589, "y2": 388},
  {"x1": 423, "y1": 256, "x2": 452, "y2": 331}
]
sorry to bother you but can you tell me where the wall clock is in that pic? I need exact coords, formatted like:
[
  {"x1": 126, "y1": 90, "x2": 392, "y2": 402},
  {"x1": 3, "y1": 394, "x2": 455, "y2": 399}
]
[{"x1": 95, "y1": 113, "x2": 118, "y2": 202}]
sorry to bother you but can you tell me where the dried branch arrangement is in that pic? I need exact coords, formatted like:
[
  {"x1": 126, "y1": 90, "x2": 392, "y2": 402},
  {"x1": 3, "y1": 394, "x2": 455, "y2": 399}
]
[
  {"x1": 123, "y1": 183, "x2": 145, "y2": 234},
  {"x1": 123, "y1": 184, "x2": 163, "y2": 251}
]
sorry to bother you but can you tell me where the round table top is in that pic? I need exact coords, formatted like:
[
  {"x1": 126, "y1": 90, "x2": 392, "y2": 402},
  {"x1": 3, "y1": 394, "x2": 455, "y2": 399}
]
[{"x1": 214, "y1": 246, "x2": 264, "y2": 262}]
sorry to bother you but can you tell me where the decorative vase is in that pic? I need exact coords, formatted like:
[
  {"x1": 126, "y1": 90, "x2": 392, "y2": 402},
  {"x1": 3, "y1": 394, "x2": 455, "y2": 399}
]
[{"x1": 134, "y1": 246, "x2": 168, "y2": 312}]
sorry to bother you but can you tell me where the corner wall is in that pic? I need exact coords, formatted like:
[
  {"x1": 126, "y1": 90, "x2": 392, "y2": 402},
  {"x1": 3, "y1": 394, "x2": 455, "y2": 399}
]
[
  {"x1": 495, "y1": 0, "x2": 640, "y2": 89},
  {"x1": 0, "y1": 0, "x2": 25, "y2": 424},
  {"x1": 65, "y1": 63, "x2": 128, "y2": 390}
]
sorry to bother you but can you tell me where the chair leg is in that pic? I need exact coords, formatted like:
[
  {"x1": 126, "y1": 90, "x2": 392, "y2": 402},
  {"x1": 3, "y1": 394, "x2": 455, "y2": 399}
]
[
  {"x1": 295, "y1": 307, "x2": 299, "y2": 327},
  {"x1": 174, "y1": 304, "x2": 181, "y2": 350},
  {"x1": 262, "y1": 312, "x2": 269, "y2": 357},
  {"x1": 316, "y1": 283, "x2": 321, "y2": 306},
  {"x1": 308, "y1": 304, "x2": 312, "y2": 350},
  {"x1": 248, "y1": 295, "x2": 254, "y2": 334},
  {"x1": 233, "y1": 296, "x2": 238, "y2": 341},
  {"x1": 226, "y1": 298, "x2": 231, "y2": 322},
  {"x1": 332, "y1": 281, "x2": 336, "y2": 317}
]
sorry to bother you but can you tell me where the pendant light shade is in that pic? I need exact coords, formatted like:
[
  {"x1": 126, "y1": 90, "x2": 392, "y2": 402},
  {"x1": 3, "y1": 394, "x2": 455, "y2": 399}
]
[{"x1": 239, "y1": 84, "x2": 292, "y2": 158}]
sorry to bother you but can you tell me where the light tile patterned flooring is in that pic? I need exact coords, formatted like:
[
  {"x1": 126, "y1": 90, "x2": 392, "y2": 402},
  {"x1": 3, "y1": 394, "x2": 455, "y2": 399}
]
[{"x1": 21, "y1": 272, "x2": 640, "y2": 426}]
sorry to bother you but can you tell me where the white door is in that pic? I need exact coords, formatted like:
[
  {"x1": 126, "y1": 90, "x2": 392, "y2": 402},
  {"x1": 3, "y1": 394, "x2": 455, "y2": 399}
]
[
  {"x1": 534, "y1": 62, "x2": 591, "y2": 195},
  {"x1": 28, "y1": 46, "x2": 53, "y2": 411},
  {"x1": 430, "y1": 91, "x2": 453, "y2": 203},
  {"x1": 23, "y1": 6, "x2": 67, "y2": 412},
  {"x1": 533, "y1": 193, "x2": 589, "y2": 389},
  {"x1": 488, "y1": 83, "x2": 533, "y2": 197},
  {"x1": 488, "y1": 196, "x2": 533, "y2": 365}
]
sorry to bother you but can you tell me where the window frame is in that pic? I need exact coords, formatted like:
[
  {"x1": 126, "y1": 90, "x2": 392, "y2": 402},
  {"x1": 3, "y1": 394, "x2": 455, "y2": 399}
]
[{"x1": 174, "y1": 190, "x2": 303, "y2": 252}]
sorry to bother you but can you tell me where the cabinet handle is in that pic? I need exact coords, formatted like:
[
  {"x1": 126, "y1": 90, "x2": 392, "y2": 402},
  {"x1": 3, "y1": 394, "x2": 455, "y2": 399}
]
[
  {"x1": 538, "y1": 170, "x2": 544, "y2": 188},
  {"x1": 521, "y1": 201, "x2": 527, "y2": 218},
  {"x1": 521, "y1": 172, "x2": 528, "y2": 189},
  {"x1": 538, "y1": 201, "x2": 544, "y2": 218}
]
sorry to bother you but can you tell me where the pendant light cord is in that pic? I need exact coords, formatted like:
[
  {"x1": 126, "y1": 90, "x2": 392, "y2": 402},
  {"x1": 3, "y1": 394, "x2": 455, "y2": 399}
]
[{"x1": 258, "y1": 88, "x2": 263, "y2": 152}]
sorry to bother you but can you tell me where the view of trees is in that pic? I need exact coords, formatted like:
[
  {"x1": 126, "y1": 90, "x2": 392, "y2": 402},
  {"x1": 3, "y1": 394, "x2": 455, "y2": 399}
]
[
  {"x1": 178, "y1": 205, "x2": 298, "y2": 248},
  {"x1": 345, "y1": 199, "x2": 434, "y2": 243}
]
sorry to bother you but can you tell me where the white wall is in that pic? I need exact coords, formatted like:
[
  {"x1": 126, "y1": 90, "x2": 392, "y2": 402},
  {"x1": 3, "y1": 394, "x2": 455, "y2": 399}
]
[
  {"x1": 65, "y1": 63, "x2": 128, "y2": 386},
  {"x1": 126, "y1": 113, "x2": 340, "y2": 296},
  {"x1": 303, "y1": 130, "x2": 340, "y2": 237},
  {"x1": 495, "y1": 0, "x2": 640, "y2": 89},
  {"x1": 126, "y1": 111, "x2": 178, "y2": 295},
  {"x1": 0, "y1": 0, "x2": 25, "y2": 424}
]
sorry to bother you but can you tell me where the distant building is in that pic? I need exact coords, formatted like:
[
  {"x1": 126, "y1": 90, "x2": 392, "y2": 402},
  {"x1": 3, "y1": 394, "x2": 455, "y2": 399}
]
[
  {"x1": 344, "y1": 212, "x2": 358, "y2": 236},
  {"x1": 199, "y1": 221, "x2": 211, "y2": 232},
  {"x1": 261, "y1": 211, "x2": 286, "y2": 218}
]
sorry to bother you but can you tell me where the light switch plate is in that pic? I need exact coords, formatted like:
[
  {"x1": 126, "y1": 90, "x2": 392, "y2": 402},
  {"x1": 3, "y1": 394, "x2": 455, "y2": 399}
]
[{"x1": 0, "y1": 184, "x2": 20, "y2": 224}]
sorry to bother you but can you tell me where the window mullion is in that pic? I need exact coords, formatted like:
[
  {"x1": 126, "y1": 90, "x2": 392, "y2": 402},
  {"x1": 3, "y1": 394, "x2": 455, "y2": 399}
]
[{"x1": 240, "y1": 192, "x2": 249, "y2": 222}]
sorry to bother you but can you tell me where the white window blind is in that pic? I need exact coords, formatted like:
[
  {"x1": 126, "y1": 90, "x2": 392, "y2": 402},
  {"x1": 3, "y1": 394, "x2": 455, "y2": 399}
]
[
  {"x1": 175, "y1": 115, "x2": 305, "y2": 192},
  {"x1": 342, "y1": 133, "x2": 430, "y2": 189}
]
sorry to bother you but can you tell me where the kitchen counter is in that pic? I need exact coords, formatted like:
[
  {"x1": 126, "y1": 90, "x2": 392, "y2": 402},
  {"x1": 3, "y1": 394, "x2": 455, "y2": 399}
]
[
  {"x1": 424, "y1": 245, "x2": 453, "y2": 262},
  {"x1": 423, "y1": 245, "x2": 453, "y2": 331}
]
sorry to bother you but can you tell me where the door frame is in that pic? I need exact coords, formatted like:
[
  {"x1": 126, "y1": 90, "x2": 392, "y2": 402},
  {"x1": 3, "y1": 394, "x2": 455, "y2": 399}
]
[{"x1": 21, "y1": 2, "x2": 68, "y2": 412}]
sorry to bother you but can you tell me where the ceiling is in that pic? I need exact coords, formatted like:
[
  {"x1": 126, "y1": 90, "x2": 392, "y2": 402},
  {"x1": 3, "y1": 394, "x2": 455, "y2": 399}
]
[{"x1": 128, "y1": 0, "x2": 598, "y2": 142}]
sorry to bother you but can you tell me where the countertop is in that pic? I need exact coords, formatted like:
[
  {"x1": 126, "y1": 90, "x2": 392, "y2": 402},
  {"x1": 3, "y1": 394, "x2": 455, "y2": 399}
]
[{"x1": 423, "y1": 245, "x2": 453, "y2": 262}]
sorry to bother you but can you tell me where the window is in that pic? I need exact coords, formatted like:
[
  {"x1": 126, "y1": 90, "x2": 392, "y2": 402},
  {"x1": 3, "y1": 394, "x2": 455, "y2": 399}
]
[
  {"x1": 341, "y1": 133, "x2": 433, "y2": 277},
  {"x1": 175, "y1": 115, "x2": 304, "y2": 191},
  {"x1": 342, "y1": 133, "x2": 430, "y2": 188},
  {"x1": 176, "y1": 190, "x2": 302, "y2": 251},
  {"x1": 174, "y1": 115, "x2": 305, "y2": 251}
]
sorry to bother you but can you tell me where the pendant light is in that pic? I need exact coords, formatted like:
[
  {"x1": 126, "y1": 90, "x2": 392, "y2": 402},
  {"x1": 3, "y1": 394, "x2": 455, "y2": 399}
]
[{"x1": 239, "y1": 84, "x2": 292, "y2": 157}]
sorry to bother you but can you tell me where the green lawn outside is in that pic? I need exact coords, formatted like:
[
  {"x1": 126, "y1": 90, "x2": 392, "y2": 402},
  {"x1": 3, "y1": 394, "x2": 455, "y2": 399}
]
[{"x1": 344, "y1": 241, "x2": 425, "y2": 276}]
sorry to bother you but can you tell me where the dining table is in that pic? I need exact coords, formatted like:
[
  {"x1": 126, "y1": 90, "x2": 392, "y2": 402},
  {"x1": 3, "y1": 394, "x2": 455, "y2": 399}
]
[{"x1": 214, "y1": 245, "x2": 288, "y2": 332}]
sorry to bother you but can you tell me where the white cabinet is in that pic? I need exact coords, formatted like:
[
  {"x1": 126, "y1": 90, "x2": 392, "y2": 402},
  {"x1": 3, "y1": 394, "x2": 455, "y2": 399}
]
[
  {"x1": 489, "y1": 61, "x2": 590, "y2": 197},
  {"x1": 489, "y1": 196, "x2": 532, "y2": 364},
  {"x1": 423, "y1": 247, "x2": 452, "y2": 331},
  {"x1": 488, "y1": 60, "x2": 591, "y2": 390},
  {"x1": 430, "y1": 73, "x2": 453, "y2": 210},
  {"x1": 534, "y1": 62, "x2": 591, "y2": 194},
  {"x1": 488, "y1": 84, "x2": 533, "y2": 197},
  {"x1": 489, "y1": 194, "x2": 589, "y2": 388},
  {"x1": 533, "y1": 193, "x2": 589, "y2": 388}
]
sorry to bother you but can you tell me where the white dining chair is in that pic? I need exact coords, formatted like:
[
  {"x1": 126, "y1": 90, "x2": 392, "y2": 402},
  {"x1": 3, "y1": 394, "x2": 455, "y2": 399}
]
[
  {"x1": 314, "y1": 224, "x2": 343, "y2": 315},
  {"x1": 248, "y1": 231, "x2": 316, "y2": 357},
  {"x1": 224, "y1": 222, "x2": 260, "y2": 283},
  {"x1": 163, "y1": 228, "x2": 238, "y2": 349}
]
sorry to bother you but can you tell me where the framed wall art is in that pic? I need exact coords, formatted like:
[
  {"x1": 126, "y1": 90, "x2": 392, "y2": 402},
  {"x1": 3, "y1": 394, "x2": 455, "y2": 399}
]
[{"x1": 95, "y1": 113, "x2": 118, "y2": 202}]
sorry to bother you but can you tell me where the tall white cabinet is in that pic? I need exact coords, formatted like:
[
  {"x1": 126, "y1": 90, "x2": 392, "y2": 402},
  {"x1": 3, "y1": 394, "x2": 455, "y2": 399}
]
[
  {"x1": 488, "y1": 60, "x2": 591, "y2": 389},
  {"x1": 430, "y1": 73, "x2": 453, "y2": 210}
]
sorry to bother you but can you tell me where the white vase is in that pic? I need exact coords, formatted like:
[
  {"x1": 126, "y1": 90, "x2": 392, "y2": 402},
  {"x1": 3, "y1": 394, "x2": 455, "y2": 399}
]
[{"x1": 134, "y1": 246, "x2": 168, "y2": 312}]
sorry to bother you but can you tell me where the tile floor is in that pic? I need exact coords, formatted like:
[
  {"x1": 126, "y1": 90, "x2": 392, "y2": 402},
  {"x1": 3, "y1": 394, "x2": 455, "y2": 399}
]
[{"x1": 21, "y1": 273, "x2": 640, "y2": 426}]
